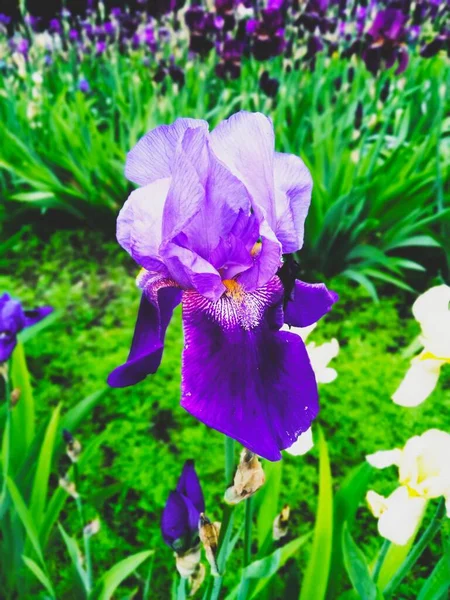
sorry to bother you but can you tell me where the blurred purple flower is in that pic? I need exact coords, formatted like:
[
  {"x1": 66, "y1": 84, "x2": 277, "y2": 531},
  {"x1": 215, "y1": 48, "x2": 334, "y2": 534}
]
[
  {"x1": 0, "y1": 13, "x2": 12, "y2": 25},
  {"x1": 0, "y1": 294, "x2": 53, "y2": 363},
  {"x1": 108, "y1": 112, "x2": 337, "y2": 460},
  {"x1": 78, "y1": 78, "x2": 90, "y2": 93},
  {"x1": 216, "y1": 38, "x2": 244, "y2": 79},
  {"x1": 96, "y1": 40, "x2": 107, "y2": 54},
  {"x1": 161, "y1": 460, "x2": 204, "y2": 552},
  {"x1": 363, "y1": 9, "x2": 410, "y2": 74},
  {"x1": 69, "y1": 29, "x2": 79, "y2": 42},
  {"x1": 49, "y1": 18, "x2": 61, "y2": 33},
  {"x1": 259, "y1": 70, "x2": 279, "y2": 97}
]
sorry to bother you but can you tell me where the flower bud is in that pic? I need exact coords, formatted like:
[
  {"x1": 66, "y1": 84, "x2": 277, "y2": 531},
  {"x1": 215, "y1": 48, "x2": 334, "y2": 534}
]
[
  {"x1": 224, "y1": 449, "x2": 265, "y2": 505},
  {"x1": 62, "y1": 429, "x2": 82, "y2": 463},
  {"x1": 10, "y1": 388, "x2": 21, "y2": 406},
  {"x1": 59, "y1": 475, "x2": 78, "y2": 498},
  {"x1": 189, "y1": 562, "x2": 206, "y2": 596},
  {"x1": 84, "y1": 518, "x2": 101, "y2": 537},
  {"x1": 175, "y1": 547, "x2": 201, "y2": 578},
  {"x1": 199, "y1": 513, "x2": 221, "y2": 576},
  {"x1": 273, "y1": 504, "x2": 290, "y2": 540}
]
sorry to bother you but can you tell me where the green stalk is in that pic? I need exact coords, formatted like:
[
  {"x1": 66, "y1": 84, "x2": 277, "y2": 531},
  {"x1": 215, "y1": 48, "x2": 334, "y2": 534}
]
[
  {"x1": 176, "y1": 575, "x2": 187, "y2": 600},
  {"x1": 73, "y1": 463, "x2": 93, "y2": 593},
  {"x1": 384, "y1": 498, "x2": 446, "y2": 598},
  {"x1": 244, "y1": 496, "x2": 253, "y2": 567},
  {"x1": 0, "y1": 363, "x2": 11, "y2": 508},
  {"x1": 372, "y1": 539, "x2": 391, "y2": 583},
  {"x1": 205, "y1": 437, "x2": 236, "y2": 600}
]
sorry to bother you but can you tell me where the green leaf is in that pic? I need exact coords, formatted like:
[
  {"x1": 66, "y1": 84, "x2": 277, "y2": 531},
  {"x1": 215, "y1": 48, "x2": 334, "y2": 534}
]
[
  {"x1": 387, "y1": 235, "x2": 441, "y2": 249},
  {"x1": 417, "y1": 555, "x2": 450, "y2": 600},
  {"x1": 299, "y1": 428, "x2": 333, "y2": 600},
  {"x1": 225, "y1": 534, "x2": 310, "y2": 600},
  {"x1": 327, "y1": 462, "x2": 373, "y2": 599},
  {"x1": 6, "y1": 477, "x2": 44, "y2": 567},
  {"x1": 30, "y1": 404, "x2": 61, "y2": 530},
  {"x1": 60, "y1": 389, "x2": 107, "y2": 435},
  {"x1": 18, "y1": 310, "x2": 61, "y2": 344},
  {"x1": 255, "y1": 460, "x2": 282, "y2": 554},
  {"x1": 342, "y1": 523, "x2": 378, "y2": 600},
  {"x1": 22, "y1": 555, "x2": 56, "y2": 598},
  {"x1": 10, "y1": 343, "x2": 35, "y2": 468},
  {"x1": 58, "y1": 523, "x2": 90, "y2": 598},
  {"x1": 90, "y1": 550, "x2": 153, "y2": 600}
]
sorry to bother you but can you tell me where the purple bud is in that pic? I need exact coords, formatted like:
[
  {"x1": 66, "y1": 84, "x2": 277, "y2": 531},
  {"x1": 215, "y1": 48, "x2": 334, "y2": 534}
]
[
  {"x1": 69, "y1": 29, "x2": 79, "y2": 42},
  {"x1": 49, "y1": 18, "x2": 61, "y2": 33},
  {"x1": 96, "y1": 41, "x2": 107, "y2": 55}
]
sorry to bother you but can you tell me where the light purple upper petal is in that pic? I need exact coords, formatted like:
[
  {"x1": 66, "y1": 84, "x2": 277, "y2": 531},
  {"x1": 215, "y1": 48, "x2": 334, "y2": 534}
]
[
  {"x1": 237, "y1": 218, "x2": 282, "y2": 291},
  {"x1": 284, "y1": 279, "x2": 338, "y2": 328},
  {"x1": 210, "y1": 111, "x2": 277, "y2": 228},
  {"x1": 125, "y1": 118, "x2": 209, "y2": 186},
  {"x1": 181, "y1": 277, "x2": 318, "y2": 461},
  {"x1": 273, "y1": 152, "x2": 312, "y2": 253},
  {"x1": 108, "y1": 277, "x2": 181, "y2": 387},
  {"x1": 117, "y1": 178, "x2": 171, "y2": 273}
]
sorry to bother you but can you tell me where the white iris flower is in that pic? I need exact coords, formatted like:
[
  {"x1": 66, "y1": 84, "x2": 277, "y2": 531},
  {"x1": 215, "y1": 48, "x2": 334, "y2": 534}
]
[{"x1": 366, "y1": 429, "x2": 450, "y2": 545}]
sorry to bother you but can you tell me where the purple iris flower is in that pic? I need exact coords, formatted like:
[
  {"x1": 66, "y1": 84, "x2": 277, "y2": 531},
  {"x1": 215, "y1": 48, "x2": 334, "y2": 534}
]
[
  {"x1": 107, "y1": 112, "x2": 337, "y2": 461},
  {"x1": 161, "y1": 460, "x2": 204, "y2": 552},
  {"x1": 363, "y1": 9, "x2": 409, "y2": 75},
  {"x1": 0, "y1": 294, "x2": 53, "y2": 363}
]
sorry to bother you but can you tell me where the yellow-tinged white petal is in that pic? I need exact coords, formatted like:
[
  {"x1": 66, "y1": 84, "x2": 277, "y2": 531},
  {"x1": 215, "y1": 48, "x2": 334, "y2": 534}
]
[
  {"x1": 366, "y1": 490, "x2": 388, "y2": 518},
  {"x1": 392, "y1": 356, "x2": 443, "y2": 407},
  {"x1": 412, "y1": 285, "x2": 450, "y2": 359},
  {"x1": 376, "y1": 486, "x2": 427, "y2": 546},
  {"x1": 400, "y1": 429, "x2": 450, "y2": 498},
  {"x1": 286, "y1": 427, "x2": 314, "y2": 456},
  {"x1": 366, "y1": 449, "x2": 403, "y2": 469}
]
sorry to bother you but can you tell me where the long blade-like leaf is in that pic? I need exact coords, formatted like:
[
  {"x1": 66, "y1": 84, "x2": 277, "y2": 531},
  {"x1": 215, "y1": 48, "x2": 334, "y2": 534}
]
[
  {"x1": 90, "y1": 550, "x2": 153, "y2": 600},
  {"x1": 299, "y1": 428, "x2": 333, "y2": 600}
]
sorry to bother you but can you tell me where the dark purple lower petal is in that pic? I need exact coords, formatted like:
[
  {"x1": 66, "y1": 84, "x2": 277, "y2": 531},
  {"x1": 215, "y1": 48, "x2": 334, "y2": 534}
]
[
  {"x1": 284, "y1": 279, "x2": 338, "y2": 328},
  {"x1": 108, "y1": 276, "x2": 181, "y2": 387},
  {"x1": 161, "y1": 490, "x2": 200, "y2": 552},
  {"x1": 181, "y1": 277, "x2": 318, "y2": 461},
  {"x1": 0, "y1": 334, "x2": 17, "y2": 363}
]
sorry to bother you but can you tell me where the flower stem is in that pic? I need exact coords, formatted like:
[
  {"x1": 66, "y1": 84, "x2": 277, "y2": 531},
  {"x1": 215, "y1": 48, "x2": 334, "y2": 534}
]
[
  {"x1": 176, "y1": 576, "x2": 187, "y2": 600},
  {"x1": 372, "y1": 539, "x2": 391, "y2": 583},
  {"x1": 244, "y1": 496, "x2": 253, "y2": 566},
  {"x1": 0, "y1": 363, "x2": 11, "y2": 508},
  {"x1": 383, "y1": 498, "x2": 446, "y2": 598},
  {"x1": 224, "y1": 436, "x2": 235, "y2": 484},
  {"x1": 205, "y1": 437, "x2": 236, "y2": 600},
  {"x1": 73, "y1": 463, "x2": 93, "y2": 593}
]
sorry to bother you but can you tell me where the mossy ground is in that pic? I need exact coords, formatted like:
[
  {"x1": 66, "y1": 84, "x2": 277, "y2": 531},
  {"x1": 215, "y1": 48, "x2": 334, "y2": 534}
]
[{"x1": 1, "y1": 228, "x2": 449, "y2": 599}]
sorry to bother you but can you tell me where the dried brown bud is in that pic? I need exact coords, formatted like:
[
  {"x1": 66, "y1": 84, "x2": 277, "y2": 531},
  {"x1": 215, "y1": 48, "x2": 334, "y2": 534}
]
[
  {"x1": 189, "y1": 562, "x2": 206, "y2": 596},
  {"x1": 273, "y1": 504, "x2": 290, "y2": 541},
  {"x1": 10, "y1": 388, "x2": 21, "y2": 406},
  {"x1": 175, "y1": 547, "x2": 201, "y2": 578},
  {"x1": 62, "y1": 429, "x2": 82, "y2": 463},
  {"x1": 59, "y1": 475, "x2": 79, "y2": 498},
  {"x1": 199, "y1": 513, "x2": 221, "y2": 576},
  {"x1": 84, "y1": 518, "x2": 101, "y2": 537},
  {"x1": 224, "y1": 448, "x2": 265, "y2": 505}
]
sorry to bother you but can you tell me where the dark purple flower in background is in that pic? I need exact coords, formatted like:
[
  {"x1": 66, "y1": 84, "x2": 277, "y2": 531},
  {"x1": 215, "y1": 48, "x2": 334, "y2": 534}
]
[
  {"x1": 363, "y1": 9, "x2": 409, "y2": 74},
  {"x1": 0, "y1": 294, "x2": 53, "y2": 362},
  {"x1": 259, "y1": 70, "x2": 279, "y2": 97},
  {"x1": 161, "y1": 460, "x2": 204, "y2": 552},
  {"x1": 420, "y1": 33, "x2": 448, "y2": 57},
  {"x1": 107, "y1": 112, "x2": 337, "y2": 460},
  {"x1": 216, "y1": 38, "x2": 244, "y2": 79}
]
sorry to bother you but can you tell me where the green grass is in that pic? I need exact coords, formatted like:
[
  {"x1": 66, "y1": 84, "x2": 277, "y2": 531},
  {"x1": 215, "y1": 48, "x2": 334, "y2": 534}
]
[{"x1": 1, "y1": 227, "x2": 448, "y2": 598}]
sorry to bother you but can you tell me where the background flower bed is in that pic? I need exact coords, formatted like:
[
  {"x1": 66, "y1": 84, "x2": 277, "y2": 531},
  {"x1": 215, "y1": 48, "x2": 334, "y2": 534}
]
[{"x1": 1, "y1": 228, "x2": 448, "y2": 598}]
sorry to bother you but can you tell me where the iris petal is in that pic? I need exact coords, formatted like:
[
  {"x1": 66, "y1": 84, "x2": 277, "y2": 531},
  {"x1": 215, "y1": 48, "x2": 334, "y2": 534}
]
[
  {"x1": 176, "y1": 460, "x2": 205, "y2": 513},
  {"x1": 273, "y1": 152, "x2": 312, "y2": 253},
  {"x1": 125, "y1": 118, "x2": 209, "y2": 186},
  {"x1": 108, "y1": 278, "x2": 181, "y2": 387},
  {"x1": 180, "y1": 277, "x2": 318, "y2": 461},
  {"x1": 284, "y1": 279, "x2": 338, "y2": 328},
  {"x1": 161, "y1": 490, "x2": 200, "y2": 552}
]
